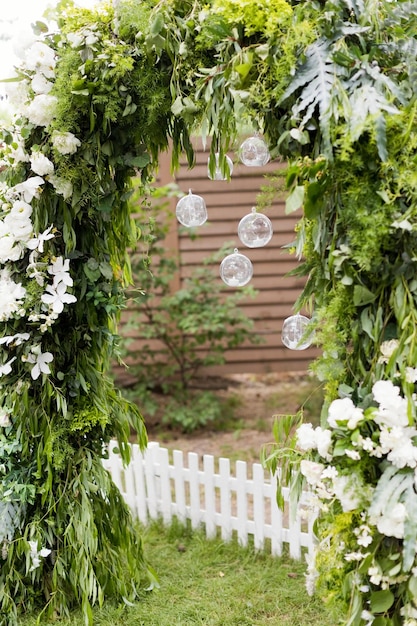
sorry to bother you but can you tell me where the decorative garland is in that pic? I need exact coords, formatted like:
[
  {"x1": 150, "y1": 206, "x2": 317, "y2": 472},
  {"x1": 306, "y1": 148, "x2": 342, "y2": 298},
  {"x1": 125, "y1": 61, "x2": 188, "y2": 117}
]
[{"x1": 1, "y1": 0, "x2": 417, "y2": 624}]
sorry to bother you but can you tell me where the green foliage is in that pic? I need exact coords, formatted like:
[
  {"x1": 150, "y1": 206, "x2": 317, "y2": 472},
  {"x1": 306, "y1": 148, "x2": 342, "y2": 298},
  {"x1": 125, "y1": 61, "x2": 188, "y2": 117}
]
[
  {"x1": 119, "y1": 186, "x2": 261, "y2": 431},
  {"x1": 19, "y1": 519, "x2": 339, "y2": 626}
]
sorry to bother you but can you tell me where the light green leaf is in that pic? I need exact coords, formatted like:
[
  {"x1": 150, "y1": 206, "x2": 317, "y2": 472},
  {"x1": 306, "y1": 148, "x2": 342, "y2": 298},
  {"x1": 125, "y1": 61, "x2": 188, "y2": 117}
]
[
  {"x1": 353, "y1": 285, "x2": 377, "y2": 306},
  {"x1": 370, "y1": 590, "x2": 395, "y2": 613},
  {"x1": 285, "y1": 185, "x2": 304, "y2": 214}
]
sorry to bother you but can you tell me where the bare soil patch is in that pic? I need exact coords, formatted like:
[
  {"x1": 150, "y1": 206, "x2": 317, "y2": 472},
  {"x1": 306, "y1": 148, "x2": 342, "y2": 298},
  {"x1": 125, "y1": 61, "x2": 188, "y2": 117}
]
[{"x1": 144, "y1": 371, "x2": 324, "y2": 464}]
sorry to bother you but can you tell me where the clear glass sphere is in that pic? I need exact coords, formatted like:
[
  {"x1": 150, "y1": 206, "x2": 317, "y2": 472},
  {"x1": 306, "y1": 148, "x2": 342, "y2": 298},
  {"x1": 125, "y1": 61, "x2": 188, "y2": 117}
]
[
  {"x1": 176, "y1": 190, "x2": 208, "y2": 227},
  {"x1": 281, "y1": 314, "x2": 313, "y2": 350},
  {"x1": 238, "y1": 208, "x2": 273, "y2": 248},
  {"x1": 207, "y1": 153, "x2": 234, "y2": 180},
  {"x1": 239, "y1": 135, "x2": 270, "y2": 167},
  {"x1": 220, "y1": 248, "x2": 253, "y2": 287}
]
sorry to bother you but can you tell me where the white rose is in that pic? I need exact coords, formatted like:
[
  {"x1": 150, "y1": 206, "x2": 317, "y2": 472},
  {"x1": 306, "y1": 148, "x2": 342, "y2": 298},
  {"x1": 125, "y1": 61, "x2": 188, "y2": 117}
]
[
  {"x1": 51, "y1": 131, "x2": 82, "y2": 155},
  {"x1": 327, "y1": 398, "x2": 357, "y2": 428},
  {"x1": 296, "y1": 423, "x2": 317, "y2": 451},
  {"x1": 315, "y1": 426, "x2": 332, "y2": 460},
  {"x1": 26, "y1": 94, "x2": 58, "y2": 127},
  {"x1": 333, "y1": 474, "x2": 362, "y2": 512},
  {"x1": 30, "y1": 152, "x2": 54, "y2": 176},
  {"x1": 372, "y1": 380, "x2": 400, "y2": 407},
  {"x1": 0, "y1": 234, "x2": 22, "y2": 263},
  {"x1": 24, "y1": 42, "x2": 56, "y2": 78},
  {"x1": 31, "y1": 74, "x2": 53, "y2": 95},
  {"x1": 8, "y1": 200, "x2": 33, "y2": 221},
  {"x1": 375, "y1": 502, "x2": 406, "y2": 539},
  {"x1": 3, "y1": 215, "x2": 33, "y2": 241},
  {"x1": 300, "y1": 459, "x2": 324, "y2": 486},
  {"x1": 48, "y1": 174, "x2": 73, "y2": 200}
]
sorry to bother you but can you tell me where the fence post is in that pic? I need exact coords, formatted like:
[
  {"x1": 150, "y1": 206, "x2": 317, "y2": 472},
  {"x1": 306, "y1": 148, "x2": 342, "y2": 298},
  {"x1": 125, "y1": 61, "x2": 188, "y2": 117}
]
[
  {"x1": 188, "y1": 452, "x2": 201, "y2": 529},
  {"x1": 131, "y1": 443, "x2": 148, "y2": 524},
  {"x1": 173, "y1": 449, "x2": 187, "y2": 523},
  {"x1": 158, "y1": 446, "x2": 172, "y2": 525},
  {"x1": 203, "y1": 454, "x2": 216, "y2": 539},
  {"x1": 253, "y1": 463, "x2": 265, "y2": 551},
  {"x1": 219, "y1": 457, "x2": 232, "y2": 542},
  {"x1": 269, "y1": 471, "x2": 283, "y2": 557},
  {"x1": 235, "y1": 460, "x2": 248, "y2": 547},
  {"x1": 144, "y1": 442, "x2": 160, "y2": 520}
]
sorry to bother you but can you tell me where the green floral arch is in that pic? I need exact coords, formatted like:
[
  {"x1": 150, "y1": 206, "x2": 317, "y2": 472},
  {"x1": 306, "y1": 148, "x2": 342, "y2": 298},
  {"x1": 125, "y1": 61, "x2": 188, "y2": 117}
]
[{"x1": 1, "y1": 0, "x2": 417, "y2": 624}]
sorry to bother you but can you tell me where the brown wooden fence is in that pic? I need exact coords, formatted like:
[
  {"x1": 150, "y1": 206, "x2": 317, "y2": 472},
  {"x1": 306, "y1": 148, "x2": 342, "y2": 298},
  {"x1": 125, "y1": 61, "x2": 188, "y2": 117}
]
[{"x1": 115, "y1": 138, "x2": 319, "y2": 383}]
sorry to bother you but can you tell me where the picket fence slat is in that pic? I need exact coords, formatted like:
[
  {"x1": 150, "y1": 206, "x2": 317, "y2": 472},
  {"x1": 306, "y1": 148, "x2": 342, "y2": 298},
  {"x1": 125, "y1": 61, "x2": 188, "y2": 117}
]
[{"x1": 102, "y1": 441, "x2": 316, "y2": 559}]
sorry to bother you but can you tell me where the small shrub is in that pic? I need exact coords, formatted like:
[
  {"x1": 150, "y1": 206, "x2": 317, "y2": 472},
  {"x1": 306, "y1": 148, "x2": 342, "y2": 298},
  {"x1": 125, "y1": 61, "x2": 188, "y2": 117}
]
[{"x1": 119, "y1": 185, "x2": 262, "y2": 431}]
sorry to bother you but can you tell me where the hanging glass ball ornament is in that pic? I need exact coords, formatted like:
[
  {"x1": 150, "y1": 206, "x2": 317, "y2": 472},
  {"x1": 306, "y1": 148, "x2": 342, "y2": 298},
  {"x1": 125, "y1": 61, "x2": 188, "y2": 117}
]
[
  {"x1": 238, "y1": 207, "x2": 273, "y2": 248},
  {"x1": 239, "y1": 134, "x2": 270, "y2": 167},
  {"x1": 207, "y1": 153, "x2": 234, "y2": 180},
  {"x1": 281, "y1": 314, "x2": 313, "y2": 350},
  {"x1": 176, "y1": 189, "x2": 208, "y2": 227},
  {"x1": 220, "y1": 248, "x2": 253, "y2": 287}
]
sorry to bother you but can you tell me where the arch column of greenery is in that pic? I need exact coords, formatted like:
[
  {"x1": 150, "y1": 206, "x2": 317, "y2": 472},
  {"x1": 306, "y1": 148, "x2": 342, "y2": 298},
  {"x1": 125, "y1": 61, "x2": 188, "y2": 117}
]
[{"x1": 1, "y1": 0, "x2": 417, "y2": 624}]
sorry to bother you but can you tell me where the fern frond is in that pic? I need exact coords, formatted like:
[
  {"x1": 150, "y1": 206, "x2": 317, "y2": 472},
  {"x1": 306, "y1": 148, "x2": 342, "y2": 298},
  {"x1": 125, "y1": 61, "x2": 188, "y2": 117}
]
[{"x1": 280, "y1": 39, "x2": 346, "y2": 157}]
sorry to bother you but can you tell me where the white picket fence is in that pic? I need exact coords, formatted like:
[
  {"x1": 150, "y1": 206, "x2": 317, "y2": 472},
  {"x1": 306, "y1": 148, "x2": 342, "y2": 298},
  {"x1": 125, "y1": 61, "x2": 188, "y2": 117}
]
[{"x1": 103, "y1": 441, "x2": 316, "y2": 560}]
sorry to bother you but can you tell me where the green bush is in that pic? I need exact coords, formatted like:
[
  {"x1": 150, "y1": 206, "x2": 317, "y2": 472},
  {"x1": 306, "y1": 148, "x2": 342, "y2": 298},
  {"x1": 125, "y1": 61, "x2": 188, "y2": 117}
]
[{"x1": 119, "y1": 186, "x2": 261, "y2": 431}]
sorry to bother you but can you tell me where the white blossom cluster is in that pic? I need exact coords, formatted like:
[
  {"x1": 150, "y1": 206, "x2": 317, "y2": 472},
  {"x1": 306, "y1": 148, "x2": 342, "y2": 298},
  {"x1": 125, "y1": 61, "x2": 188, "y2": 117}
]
[
  {"x1": 296, "y1": 372, "x2": 417, "y2": 610},
  {"x1": 0, "y1": 36, "x2": 80, "y2": 390},
  {"x1": 297, "y1": 380, "x2": 417, "y2": 537}
]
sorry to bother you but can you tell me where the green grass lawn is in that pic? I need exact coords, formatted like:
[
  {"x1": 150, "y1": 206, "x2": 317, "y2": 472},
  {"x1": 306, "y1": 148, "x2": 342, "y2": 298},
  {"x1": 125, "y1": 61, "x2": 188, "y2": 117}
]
[{"x1": 20, "y1": 519, "x2": 340, "y2": 626}]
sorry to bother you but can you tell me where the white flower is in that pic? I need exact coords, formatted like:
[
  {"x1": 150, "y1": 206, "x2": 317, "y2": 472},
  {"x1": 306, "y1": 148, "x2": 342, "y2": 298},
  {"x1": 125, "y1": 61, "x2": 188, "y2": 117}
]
[
  {"x1": 30, "y1": 152, "x2": 54, "y2": 177},
  {"x1": 24, "y1": 42, "x2": 56, "y2": 78},
  {"x1": 392, "y1": 218, "x2": 413, "y2": 231},
  {"x1": 406, "y1": 367, "x2": 417, "y2": 384},
  {"x1": 0, "y1": 271, "x2": 26, "y2": 320},
  {"x1": 378, "y1": 339, "x2": 399, "y2": 364},
  {"x1": 333, "y1": 474, "x2": 363, "y2": 512},
  {"x1": 296, "y1": 423, "x2": 317, "y2": 451},
  {"x1": 300, "y1": 460, "x2": 324, "y2": 486},
  {"x1": 4, "y1": 80, "x2": 30, "y2": 116},
  {"x1": 383, "y1": 428, "x2": 417, "y2": 468},
  {"x1": 0, "y1": 233, "x2": 23, "y2": 263},
  {"x1": 321, "y1": 465, "x2": 338, "y2": 480},
  {"x1": 48, "y1": 174, "x2": 73, "y2": 200},
  {"x1": 41, "y1": 282, "x2": 77, "y2": 314},
  {"x1": 51, "y1": 131, "x2": 81, "y2": 155},
  {"x1": 3, "y1": 215, "x2": 33, "y2": 242},
  {"x1": 8, "y1": 200, "x2": 33, "y2": 222},
  {"x1": 26, "y1": 348, "x2": 53, "y2": 380},
  {"x1": 0, "y1": 407, "x2": 12, "y2": 427},
  {"x1": 0, "y1": 357, "x2": 17, "y2": 376},
  {"x1": 0, "y1": 333, "x2": 30, "y2": 347},
  {"x1": 6, "y1": 137, "x2": 30, "y2": 165},
  {"x1": 315, "y1": 426, "x2": 332, "y2": 460},
  {"x1": 344, "y1": 551, "x2": 369, "y2": 562},
  {"x1": 31, "y1": 73, "x2": 53, "y2": 94},
  {"x1": 372, "y1": 380, "x2": 409, "y2": 428},
  {"x1": 48, "y1": 257, "x2": 73, "y2": 287},
  {"x1": 345, "y1": 449, "x2": 361, "y2": 460},
  {"x1": 327, "y1": 397, "x2": 364, "y2": 429},
  {"x1": 28, "y1": 540, "x2": 51, "y2": 571},
  {"x1": 375, "y1": 502, "x2": 407, "y2": 539},
  {"x1": 368, "y1": 565, "x2": 382, "y2": 586},
  {"x1": 305, "y1": 551, "x2": 319, "y2": 596},
  {"x1": 26, "y1": 94, "x2": 58, "y2": 127},
  {"x1": 361, "y1": 610, "x2": 375, "y2": 626},
  {"x1": 12, "y1": 177, "x2": 45, "y2": 202},
  {"x1": 27, "y1": 225, "x2": 55, "y2": 254}
]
